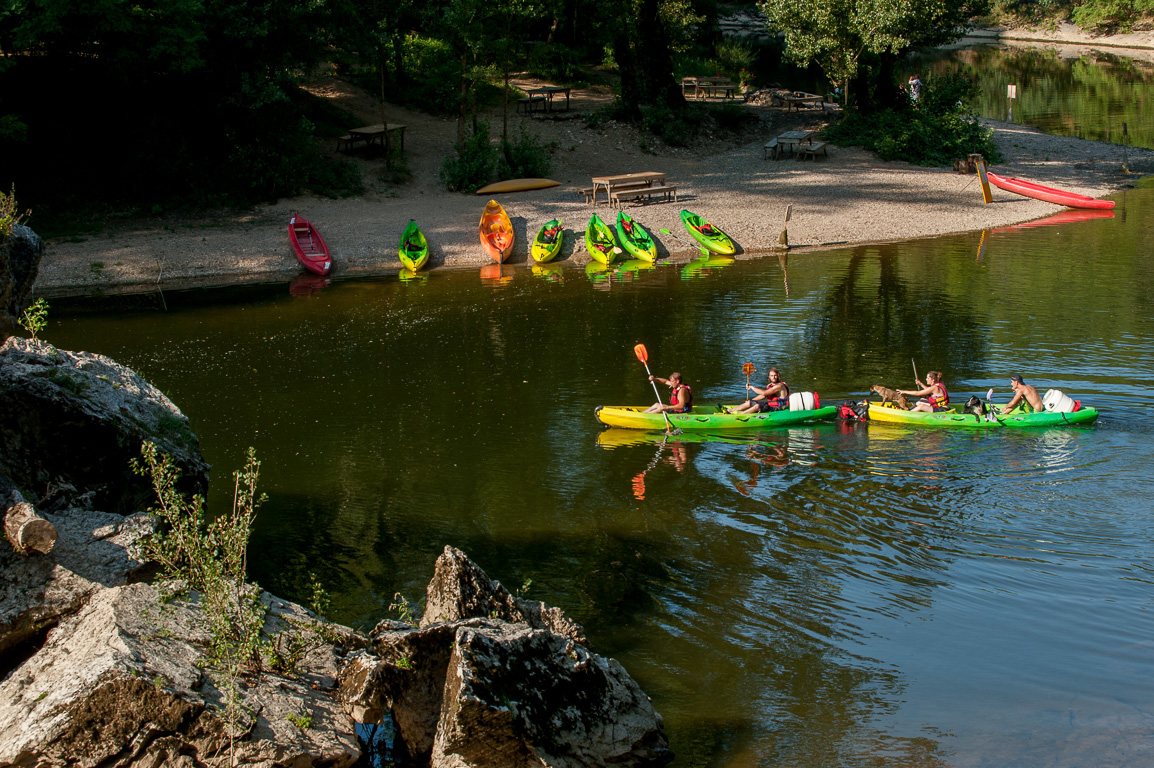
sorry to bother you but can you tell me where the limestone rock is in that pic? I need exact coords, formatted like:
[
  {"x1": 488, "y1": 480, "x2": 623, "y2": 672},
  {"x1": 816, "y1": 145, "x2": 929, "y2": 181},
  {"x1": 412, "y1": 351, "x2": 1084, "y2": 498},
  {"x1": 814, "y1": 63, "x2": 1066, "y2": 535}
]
[
  {"x1": 0, "y1": 336, "x2": 209, "y2": 515},
  {"x1": 0, "y1": 582, "x2": 360, "y2": 767},
  {"x1": 432, "y1": 623, "x2": 673, "y2": 768},
  {"x1": 422, "y1": 545, "x2": 586, "y2": 645},
  {"x1": 0, "y1": 223, "x2": 43, "y2": 344}
]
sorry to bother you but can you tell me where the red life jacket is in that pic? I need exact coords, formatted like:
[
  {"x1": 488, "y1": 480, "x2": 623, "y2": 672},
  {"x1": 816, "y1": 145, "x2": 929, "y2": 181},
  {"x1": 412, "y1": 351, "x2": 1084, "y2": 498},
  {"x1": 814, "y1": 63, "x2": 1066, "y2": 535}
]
[
  {"x1": 671, "y1": 384, "x2": 693, "y2": 413},
  {"x1": 928, "y1": 382, "x2": 949, "y2": 408},
  {"x1": 768, "y1": 382, "x2": 790, "y2": 408}
]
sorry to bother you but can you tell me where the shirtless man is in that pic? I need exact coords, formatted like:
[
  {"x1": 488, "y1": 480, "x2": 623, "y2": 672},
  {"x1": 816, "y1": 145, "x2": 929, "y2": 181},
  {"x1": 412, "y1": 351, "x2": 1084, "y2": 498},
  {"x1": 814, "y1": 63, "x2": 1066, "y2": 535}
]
[
  {"x1": 1000, "y1": 374, "x2": 1044, "y2": 413},
  {"x1": 644, "y1": 372, "x2": 693, "y2": 414},
  {"x1": 731, "y1": 368, "x2": 789, "y2": 414}
]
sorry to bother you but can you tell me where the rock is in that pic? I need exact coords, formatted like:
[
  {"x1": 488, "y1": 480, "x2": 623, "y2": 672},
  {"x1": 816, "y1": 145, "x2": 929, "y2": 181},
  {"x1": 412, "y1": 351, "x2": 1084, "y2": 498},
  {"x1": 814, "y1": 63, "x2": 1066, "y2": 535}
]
[
  {"x1": 422, "y1": 545, "x2": 587, "y2": 645},
  {"x1": 2, "y1": 484, "x2": 57, "y2": 555},
  {"x1": 0, "y1": 582, "x2": 361, "y2": 767},
  {"x1": 432, "y1": 623, "x2": 673, "y2": 768},
  {"x1": 0, "y1": 336, "x2": 209, "y2": 515},
  {"x1": 0, "y1": 223, "x2": 43, "y2": 345},
  {"x1": 340, "y1": 549, "x2": 671, "y2": 767}
]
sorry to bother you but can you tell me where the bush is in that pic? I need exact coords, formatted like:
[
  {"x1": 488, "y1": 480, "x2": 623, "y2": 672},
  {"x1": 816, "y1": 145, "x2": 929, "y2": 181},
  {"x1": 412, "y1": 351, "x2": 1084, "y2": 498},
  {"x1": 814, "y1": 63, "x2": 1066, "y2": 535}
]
[
  {"x1": 826, "y1": 68, "x2": 1003, "y2": 166},
  {"x1": 715, "y1": 39, "x2": 757, "y2": 78},
  {"x1": 398, "y1": 35, "x2": 460, "y2": 115},
  {"x1": 640, "y1": 102, "x2": 703, "y2": 147},
  {"x1": 526, "y1": 43, "x2": 583, "y2": 84},
  {"x1": 497, "y1": 126, "x2": 553, "y2": 180},
  {"x1": 440, "y1": 121, "x2": 497, "y2": 192}
]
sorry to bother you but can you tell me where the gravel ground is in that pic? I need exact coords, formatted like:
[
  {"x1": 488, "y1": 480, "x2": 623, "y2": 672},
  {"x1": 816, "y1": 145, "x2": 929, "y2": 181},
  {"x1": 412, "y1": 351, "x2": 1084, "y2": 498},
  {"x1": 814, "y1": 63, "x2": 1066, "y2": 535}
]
[{"x1": 32, "y1": 74, "x2": 1154, "y2": 297}]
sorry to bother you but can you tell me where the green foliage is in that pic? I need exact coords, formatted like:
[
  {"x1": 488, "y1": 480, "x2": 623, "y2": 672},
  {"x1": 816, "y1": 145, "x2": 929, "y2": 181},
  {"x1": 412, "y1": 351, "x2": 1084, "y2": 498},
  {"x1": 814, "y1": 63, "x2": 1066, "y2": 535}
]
[
  {"x1": 1072, "y1": 0, "x2": 1154, "y2": 32},
  {"x1": 0, "y1": 185, "x2": 28, "y2": 239},
  {"x1": 496, "y1": 126, "x2": 553, "y2": 180},
  {"x1": 440, "y1": 121, "x2": 497, "y2": 192},
  {"x1": 526, "y1": 43, "x2": 583, "y2": 84},
  {"x1": 640, "y1": 102, "x2": 702, "y2": 147},
  {"x1": 715, "y1": 39, "x2": 757, "y2": 77},
  {"x1": 18, "y1": 298, "x2": 48, "y2": 339},
  {"x1": 825, "y1": 70, "x2": 1003, "y2": 166},
  {"x1": 286, "y1": 712, "x2": 313, "y2": 729},
  {"x1": 396, "y1": 35, "x2": 462, "y2": 115},
  {"x1": 389, "y1": 592, "x2": 419, "y2": 625},
  {"x1": 132, "y1": 442, "x2": 270, "y2": 740}
]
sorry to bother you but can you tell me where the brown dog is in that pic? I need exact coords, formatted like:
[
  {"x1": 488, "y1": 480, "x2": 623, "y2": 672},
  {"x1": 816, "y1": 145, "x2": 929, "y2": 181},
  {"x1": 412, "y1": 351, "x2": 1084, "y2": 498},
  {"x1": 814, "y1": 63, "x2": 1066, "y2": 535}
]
[{"x1": 871, "y1": 384, "x2": 910, "y2": 410}]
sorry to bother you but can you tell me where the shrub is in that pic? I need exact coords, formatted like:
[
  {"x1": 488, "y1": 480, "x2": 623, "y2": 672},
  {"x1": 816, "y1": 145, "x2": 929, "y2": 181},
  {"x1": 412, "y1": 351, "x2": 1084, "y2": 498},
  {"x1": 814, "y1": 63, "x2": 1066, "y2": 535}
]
[
  {"x1": 527, "y1": 43, "x2": 582, "y2": 84},
  {"x1": 398, "y1": 35, "x2": 460, "y2": 115},
  {"x1": 0, "y1": 185, "x2": 28, "y2": 239},
  {"x1": 497, "y1": 126, "x2": 553, "y2": 180},
  {"x1": 440, "y1": 121, "x2": 497, "y2": 192},
  {"x1": 826, "y1": 67, "x2": 1003, "y2": 166},
  {"x1": 715, "y1": 39, "x2": 757, "y2": 78}
]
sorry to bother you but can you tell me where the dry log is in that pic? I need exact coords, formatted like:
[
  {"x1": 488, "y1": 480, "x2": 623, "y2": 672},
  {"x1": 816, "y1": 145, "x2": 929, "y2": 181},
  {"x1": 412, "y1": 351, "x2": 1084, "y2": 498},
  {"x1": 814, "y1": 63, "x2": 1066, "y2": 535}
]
[{"x1": 5, "y1": 499, "x2": 58, "y2": 555}]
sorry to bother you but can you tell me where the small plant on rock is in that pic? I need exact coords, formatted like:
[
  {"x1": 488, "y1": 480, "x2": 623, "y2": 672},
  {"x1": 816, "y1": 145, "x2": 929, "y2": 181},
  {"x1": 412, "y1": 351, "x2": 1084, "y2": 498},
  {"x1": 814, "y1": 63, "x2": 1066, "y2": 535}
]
[
  {"x1": 18, "y1": 298, "x2": 48, "y2": 339},
  {"x1": 0, "y1": 184, "x2": 29, "y2": 240}
]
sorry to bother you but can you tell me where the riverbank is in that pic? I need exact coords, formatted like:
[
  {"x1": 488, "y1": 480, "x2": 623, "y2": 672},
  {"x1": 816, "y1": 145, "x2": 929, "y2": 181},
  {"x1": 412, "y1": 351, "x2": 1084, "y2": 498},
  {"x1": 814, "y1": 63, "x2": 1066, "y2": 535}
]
[{"x1": 32, "y1": 76, "x2": 1154, "y2": 298}]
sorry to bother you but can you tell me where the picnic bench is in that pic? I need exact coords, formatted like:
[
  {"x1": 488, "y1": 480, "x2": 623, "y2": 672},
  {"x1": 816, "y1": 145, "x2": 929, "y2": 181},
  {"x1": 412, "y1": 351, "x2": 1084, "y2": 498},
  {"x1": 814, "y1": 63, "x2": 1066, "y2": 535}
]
[
  {"x1": 341, "y1": 123, "x2": 408, "y2": 153},
  {"x1": 681, "y1": 76, "x2": 736, "y2": 100},
  {"x1": 763, "y1": 139, "x2": 779, "y2": 160},
  {"x1": 798, "y1": 141, "x2": 829, "y2": 160},
  {"x1": 611, "y1": 185, "x2": 678, "y2": 207},
  {"x1": 782, "y1": 92, "x2": 826, "y2": 112},
  {"x1": 589, "y1": 172, "x2": 666, "y2": 206},
  {"x1": 521, "y1": 86, "x2": 572, "y2": 114}
]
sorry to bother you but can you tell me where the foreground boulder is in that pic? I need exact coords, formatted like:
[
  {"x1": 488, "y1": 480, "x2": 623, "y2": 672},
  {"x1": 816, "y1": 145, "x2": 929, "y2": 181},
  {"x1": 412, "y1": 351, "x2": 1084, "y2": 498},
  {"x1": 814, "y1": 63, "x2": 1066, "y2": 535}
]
[
  {"x1": 339, "y1": 546, "x2": 673, "y2": 767},
  {"x1": 0, "y1": 337, "x2": 209, "y2": 515},
  {"x1": 0, "y1": 223, "x2": 42, "y2": 344},
  {"x1": 0, "y1": 582, "x2": 361, "y2": 767}
]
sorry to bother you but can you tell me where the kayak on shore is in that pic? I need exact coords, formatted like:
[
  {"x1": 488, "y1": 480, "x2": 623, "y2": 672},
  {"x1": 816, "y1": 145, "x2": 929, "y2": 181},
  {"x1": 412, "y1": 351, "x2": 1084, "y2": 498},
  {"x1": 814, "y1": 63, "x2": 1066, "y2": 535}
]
[
  {"x1": 399, "y1": 219, "x2": 428, "y2": 271},
  {"x1": 681, "y1": 209, "x2": 736, "y2": 255},
  {"x1": 616, "y1": 211, "x2": 657, "y2": 261},
  {"x1": 532, "y1": 218, "x2": 564, "y2": 263},
  {"x1": 479, "y1": 200, "x2": 514, "y2": 262},
  {"x1": 987, "y1": 172, "x2": 1115, "y2": 210},
  {"x1": 586, "y1": 213, "x2": 618, "y2": 264},
  {"x1": 867, "y1": 400, "x2": 1099, "y2": 427},
  {"x1": 595, "y1": 404, "x2": 838, "y2": 430}
]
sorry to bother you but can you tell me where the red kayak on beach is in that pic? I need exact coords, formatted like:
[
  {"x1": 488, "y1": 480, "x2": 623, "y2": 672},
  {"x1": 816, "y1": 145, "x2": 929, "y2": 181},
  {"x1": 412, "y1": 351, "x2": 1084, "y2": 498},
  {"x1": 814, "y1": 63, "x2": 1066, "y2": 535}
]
[
  {"x1": 986, "y1": 172, "x2": 1115, "y2": 210},
  {"x1": 288, "y1": 215, "x2": 333, "y2": 275}
]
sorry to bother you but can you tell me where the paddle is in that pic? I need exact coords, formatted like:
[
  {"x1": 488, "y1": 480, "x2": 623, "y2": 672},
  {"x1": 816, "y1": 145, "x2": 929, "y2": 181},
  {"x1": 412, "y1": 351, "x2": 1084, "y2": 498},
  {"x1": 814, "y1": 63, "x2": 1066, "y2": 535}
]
[
  {"x1": 633, "y1": 343, "x2": 681, "y2": 435},
  {"x1": 912, "y1": 358, "x2": 920, "y2": 388},
  {"x1": 743, "y1": 362, "x2": 755, "y2": 396},
  {"x1": 658, "y1": 228, "x2": 710, "y2": 256}
]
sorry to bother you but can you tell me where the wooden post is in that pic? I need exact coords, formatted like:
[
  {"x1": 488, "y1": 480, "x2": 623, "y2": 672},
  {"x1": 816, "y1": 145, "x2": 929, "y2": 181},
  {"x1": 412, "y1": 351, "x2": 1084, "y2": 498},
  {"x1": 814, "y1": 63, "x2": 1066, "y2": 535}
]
[
  {"x1": 4, "y1": 494, "x2": 57, "y2": 555},
  {"x1": 777, "y1": 204, "x2": 792, "y2": 250},
  {"x1": 976, "y1": 159, "x2": 994, "y2": 204}
]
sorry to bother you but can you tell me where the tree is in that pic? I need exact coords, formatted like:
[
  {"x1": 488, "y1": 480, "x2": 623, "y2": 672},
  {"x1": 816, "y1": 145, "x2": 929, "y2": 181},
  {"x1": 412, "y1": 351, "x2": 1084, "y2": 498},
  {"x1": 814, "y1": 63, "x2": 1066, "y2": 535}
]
[{"x1": 758, "y1": 0, "x2": 989, "y2": 109}]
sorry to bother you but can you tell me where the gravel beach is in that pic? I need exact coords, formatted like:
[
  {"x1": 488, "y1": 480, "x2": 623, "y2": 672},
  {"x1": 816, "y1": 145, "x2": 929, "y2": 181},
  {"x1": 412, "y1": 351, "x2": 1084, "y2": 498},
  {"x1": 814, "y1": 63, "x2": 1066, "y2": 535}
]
[{"x1": 33, "y1": 74, "x2": 1154, "y2": 297}]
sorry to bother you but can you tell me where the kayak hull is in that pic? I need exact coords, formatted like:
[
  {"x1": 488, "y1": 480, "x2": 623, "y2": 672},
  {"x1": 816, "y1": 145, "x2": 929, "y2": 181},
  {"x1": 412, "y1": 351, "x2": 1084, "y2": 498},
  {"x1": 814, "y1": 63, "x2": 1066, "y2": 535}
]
[
  {"x1": 616, "y1": 211, "x2": 657, "y2": 261},
  {"x1": 867, "y1": 401, "x2": 1099, "y2": 428},
  {"x1": 532, "y1": 218, "x2": 564, "y2": 263},
  {"x1": 399, "y1": 219, "x2": 429, "y2": 271},
  {"x1": 480, "y1": 200, "x2": 514, "y2": 262},
  {"x1": 475, "y1": 178, "x2": 561, "y2": 194},
  {"x1": 987, "y1": 172, "x2": 1115, "y2": 210},
  {"x1": 586, "y1": 213, "x2": 617, "y2": 264},
  {"x1": 680, "y1": 209, "x2": 736, "y2": 255},
  {"x1": 595, "y1": 404, "x2": 838, "y2": 430}
]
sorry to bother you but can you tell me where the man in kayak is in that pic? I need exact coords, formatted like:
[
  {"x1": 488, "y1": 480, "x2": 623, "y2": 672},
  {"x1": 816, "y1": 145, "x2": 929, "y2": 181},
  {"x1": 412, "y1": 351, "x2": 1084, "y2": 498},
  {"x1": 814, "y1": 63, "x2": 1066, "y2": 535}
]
[
  {"x1": 999, "y1": 374, "x2": 1044, "y2": 413},
  {"x1": 731, "y1": 367, "x2": 790, "y2": 414},
  {"x1": 898, "y1": 371, "x2": 948, "y2": 413},
  {"x1": 644, "y1": 372, "x2": 693, "y2": 414}
]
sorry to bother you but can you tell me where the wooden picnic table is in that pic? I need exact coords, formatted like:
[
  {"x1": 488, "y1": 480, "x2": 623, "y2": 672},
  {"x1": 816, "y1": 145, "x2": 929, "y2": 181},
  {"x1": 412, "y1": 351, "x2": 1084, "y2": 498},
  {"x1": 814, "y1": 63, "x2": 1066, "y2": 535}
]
[
  {"x1": 590, "y1": 172, "x2": 665, "y2": 206},
  {"x1": 782, "y1": 92, "x2": 826, "y2": 112},
  {"x1": 681, "y1": 76, "x2": 735, "y2": 100},
  {"x1": 347, "y1": 123, "x2": 408, "y2": 152},
  {"x1": 525, "y1": 86, "x2": 572, "y2": 113},
  {"x1": 774, "y1": 130, "x2": 814, "y2": 157}
]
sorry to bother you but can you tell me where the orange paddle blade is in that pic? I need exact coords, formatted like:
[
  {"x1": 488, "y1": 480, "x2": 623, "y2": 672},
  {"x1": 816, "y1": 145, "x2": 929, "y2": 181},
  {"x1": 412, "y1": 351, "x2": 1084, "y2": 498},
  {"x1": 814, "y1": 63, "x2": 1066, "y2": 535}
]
[
  {"x1": 743, "y1": 362, "x2": 755, "y2": 376},
  {"x1": 633, "y1": 343, "x2": 648, "y2": 363}
]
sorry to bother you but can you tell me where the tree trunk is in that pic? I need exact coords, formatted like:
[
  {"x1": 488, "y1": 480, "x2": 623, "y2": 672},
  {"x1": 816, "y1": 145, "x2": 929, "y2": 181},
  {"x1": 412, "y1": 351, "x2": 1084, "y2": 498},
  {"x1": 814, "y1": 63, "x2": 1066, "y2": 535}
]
[
  {"x1": 380, "y1": 61, "x2": 392, "y2": 162},
  {"x1": 635, "y1": 0, "x2": 685, "y2": 110},
  {"x1": 5, "y1": 497, "x2": 57, "y2": 555},
  {"x1": 613, "y1": 33, "x2": 642, "y2": 120},
  {"x1": 457, "y1": 53, "x2": 468, "y2": 145}
]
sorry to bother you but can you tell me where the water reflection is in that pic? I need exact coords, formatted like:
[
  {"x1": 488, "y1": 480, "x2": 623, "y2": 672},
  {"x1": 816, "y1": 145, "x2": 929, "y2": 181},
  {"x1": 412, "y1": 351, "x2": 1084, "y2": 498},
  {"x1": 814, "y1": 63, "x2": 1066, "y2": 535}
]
[
  {"x1": 289, "y1": 272, "x2": 330, "y2": 297},
  {"x1": 680, "y1": 255, "x2": 735, "y2": 280},
  {"x1": 531, "y1": 262, "x2": 565, "y2": 283},
  {"x1": 397, "y1": 268, "x2": 428, "y2": 284},
  {"x1": 479, "y1": 263, "x2": 515, "y2": 287}
]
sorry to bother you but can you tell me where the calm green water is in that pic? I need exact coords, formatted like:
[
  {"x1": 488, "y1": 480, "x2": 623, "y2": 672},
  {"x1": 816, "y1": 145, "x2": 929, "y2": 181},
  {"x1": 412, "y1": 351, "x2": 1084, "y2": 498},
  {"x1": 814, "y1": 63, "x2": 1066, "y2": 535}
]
[
  {"x1": 47, "y1": 181, "x2": 1154, "y2": 767},
  {"x1": 919, "y1": 44, "x2": 1154, "y2": 149}
]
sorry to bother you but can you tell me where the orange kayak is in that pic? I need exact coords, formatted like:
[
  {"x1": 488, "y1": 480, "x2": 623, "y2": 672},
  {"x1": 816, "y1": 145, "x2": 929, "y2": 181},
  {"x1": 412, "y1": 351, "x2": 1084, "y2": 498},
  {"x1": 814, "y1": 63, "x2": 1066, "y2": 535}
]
[{"x1": 479, "y1": 200, "x2": 514, "y2": 262}]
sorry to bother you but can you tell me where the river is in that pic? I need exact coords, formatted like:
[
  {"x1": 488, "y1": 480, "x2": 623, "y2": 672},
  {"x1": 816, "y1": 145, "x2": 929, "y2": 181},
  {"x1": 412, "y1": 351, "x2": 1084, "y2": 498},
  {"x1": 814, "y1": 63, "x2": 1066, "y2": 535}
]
[{"x1": 46, "y1": 171, "x2": 1154, "y2": 766}]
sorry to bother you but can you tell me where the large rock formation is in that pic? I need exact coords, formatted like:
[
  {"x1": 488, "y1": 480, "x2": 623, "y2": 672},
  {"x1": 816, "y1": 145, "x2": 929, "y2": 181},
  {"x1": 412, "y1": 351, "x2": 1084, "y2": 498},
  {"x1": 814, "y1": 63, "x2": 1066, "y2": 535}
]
[
  {"x1": 0, "y1": 337, "x2": 209, "y2": 515},
  {"x1": 0, "y1": 223, "x2": 42, "y2": 344},
  {"x1": 339, "y1": 547, "x2": 673, "y2": 768}
]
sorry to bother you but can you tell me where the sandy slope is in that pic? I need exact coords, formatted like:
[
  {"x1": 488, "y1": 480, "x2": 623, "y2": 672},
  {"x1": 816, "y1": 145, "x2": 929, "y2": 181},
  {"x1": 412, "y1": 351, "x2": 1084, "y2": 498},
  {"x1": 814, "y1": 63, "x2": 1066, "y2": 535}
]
[{"x1": 33, "y1": 73, "x2": 1154, "y2": 297}]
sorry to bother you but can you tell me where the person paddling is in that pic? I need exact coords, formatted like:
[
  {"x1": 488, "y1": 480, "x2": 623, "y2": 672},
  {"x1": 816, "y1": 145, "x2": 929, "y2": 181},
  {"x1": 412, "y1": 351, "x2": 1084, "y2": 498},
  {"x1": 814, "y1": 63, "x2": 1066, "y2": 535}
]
[
  {"x1": 644, "y1": 372, "x2": 693, "y2": 414},
  {"x1": 899, "y1": 370, "x2": 948, "y2": 413},
  {"x1": 730, "y1": 367, "x2": 789, "y2": 414},
  {"x1": 999, "y1": 374, "x2": 1044, "y2": 413}
]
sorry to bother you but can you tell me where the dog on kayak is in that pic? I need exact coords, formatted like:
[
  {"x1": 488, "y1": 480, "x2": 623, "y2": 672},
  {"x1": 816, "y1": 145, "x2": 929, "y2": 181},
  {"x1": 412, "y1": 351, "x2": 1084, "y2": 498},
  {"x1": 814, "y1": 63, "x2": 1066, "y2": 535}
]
[
  {"x1": 963, "y1": 395, "x2": 986, "y2": 420},
  {"x1": 870, "y1": 384, "x2": 910, "y2": 410}
]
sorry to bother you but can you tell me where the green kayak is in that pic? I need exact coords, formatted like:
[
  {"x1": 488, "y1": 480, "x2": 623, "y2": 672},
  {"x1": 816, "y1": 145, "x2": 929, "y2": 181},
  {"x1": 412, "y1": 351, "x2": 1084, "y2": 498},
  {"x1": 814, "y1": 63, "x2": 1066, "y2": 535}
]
[
  {"x1": 595, "y1": 404, "x2": 838, "y2": 430},
  {"x1": 616, "y1": 211, "x2": 657, "y2": 261},
  {"x1": 586, "y1": 213, "x2": 617, "y2": 264},
  {"x1": 868, "y1": 401, "x2": 1100, "y2": 428},
  {"x1": 681, "y1": 209, "x2": 736, "y2": 255},
  {"x1": 532, "y1": 218, "x2": 564, "y2": 263},
  {"x1": 399, "y1": 220, "x2": 429, "y2": 271}
]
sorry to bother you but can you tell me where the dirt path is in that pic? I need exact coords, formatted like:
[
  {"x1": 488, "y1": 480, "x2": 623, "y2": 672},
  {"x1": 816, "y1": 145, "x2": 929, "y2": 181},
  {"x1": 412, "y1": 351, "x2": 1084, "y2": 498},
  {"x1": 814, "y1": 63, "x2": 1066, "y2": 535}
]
[{"x1": 33, "y1": 74, "x2": 1154, "y2": 297}]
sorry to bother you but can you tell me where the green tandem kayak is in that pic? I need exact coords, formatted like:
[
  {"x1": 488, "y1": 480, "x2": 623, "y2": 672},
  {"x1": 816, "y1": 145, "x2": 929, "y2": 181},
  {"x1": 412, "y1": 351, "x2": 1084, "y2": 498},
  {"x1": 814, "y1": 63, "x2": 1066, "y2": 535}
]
[
  {"x1": 586, "y1": 213, "x2": 618, "y2": 264},
  {"x1": 867, "y1": 401, "x2": 1100, "y2": 428},
  {"x1": 616, "y1": 211, "x2": 657, "y2": 261},
  {"x1": 595, "y1": 404, "x2": 838, "y2": 430}
]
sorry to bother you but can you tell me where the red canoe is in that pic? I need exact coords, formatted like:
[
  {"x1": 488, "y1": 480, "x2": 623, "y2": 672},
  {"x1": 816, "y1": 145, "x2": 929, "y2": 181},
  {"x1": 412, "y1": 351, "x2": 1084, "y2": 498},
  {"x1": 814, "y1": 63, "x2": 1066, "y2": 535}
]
[
  {"x1": 987, "y1": 172, "x2": 1115, "y2": 210},
  {"x1": 288, "y1": 215, "x2": 333, "y2": 275}
]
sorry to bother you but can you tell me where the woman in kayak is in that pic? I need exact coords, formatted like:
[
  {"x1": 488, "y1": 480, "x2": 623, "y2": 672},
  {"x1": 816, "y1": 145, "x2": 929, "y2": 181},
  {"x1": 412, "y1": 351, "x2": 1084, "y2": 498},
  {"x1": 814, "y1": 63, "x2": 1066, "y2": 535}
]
[
  {"x1": 899, "y1": 371, "x2": 948, "y2": 412},
  {"x1": 644, "y1": 372, "x2": 693, "y2": 414},
  {"x1": 731, "y1": 367, "x2": 790, "y2": 414}
]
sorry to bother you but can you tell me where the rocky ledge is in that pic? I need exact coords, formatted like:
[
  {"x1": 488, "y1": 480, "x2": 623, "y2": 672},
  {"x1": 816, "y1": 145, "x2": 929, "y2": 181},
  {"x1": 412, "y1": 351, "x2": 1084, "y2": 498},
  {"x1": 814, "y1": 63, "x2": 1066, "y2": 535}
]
[{"x1": 0, "y1": 334, "x2": 671, "y2": 767}]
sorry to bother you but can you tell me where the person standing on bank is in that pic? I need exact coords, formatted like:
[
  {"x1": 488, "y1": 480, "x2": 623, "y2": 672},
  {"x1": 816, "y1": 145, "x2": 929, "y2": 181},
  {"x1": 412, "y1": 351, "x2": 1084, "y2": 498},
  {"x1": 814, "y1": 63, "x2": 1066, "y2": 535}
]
[
  {"x1": 644, "y1": 372, "x2": 693, "y2": 414},
  {"x1": 908, "y1": 73, "x2": 923, "y2": 102}
]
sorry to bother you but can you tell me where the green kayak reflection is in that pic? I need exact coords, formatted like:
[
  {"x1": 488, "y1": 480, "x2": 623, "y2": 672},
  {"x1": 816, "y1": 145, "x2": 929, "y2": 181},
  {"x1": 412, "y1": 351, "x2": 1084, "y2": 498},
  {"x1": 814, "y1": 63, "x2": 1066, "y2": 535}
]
[{"x1": 680, "y1": 255, "x2": 735, "y2": 280}]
